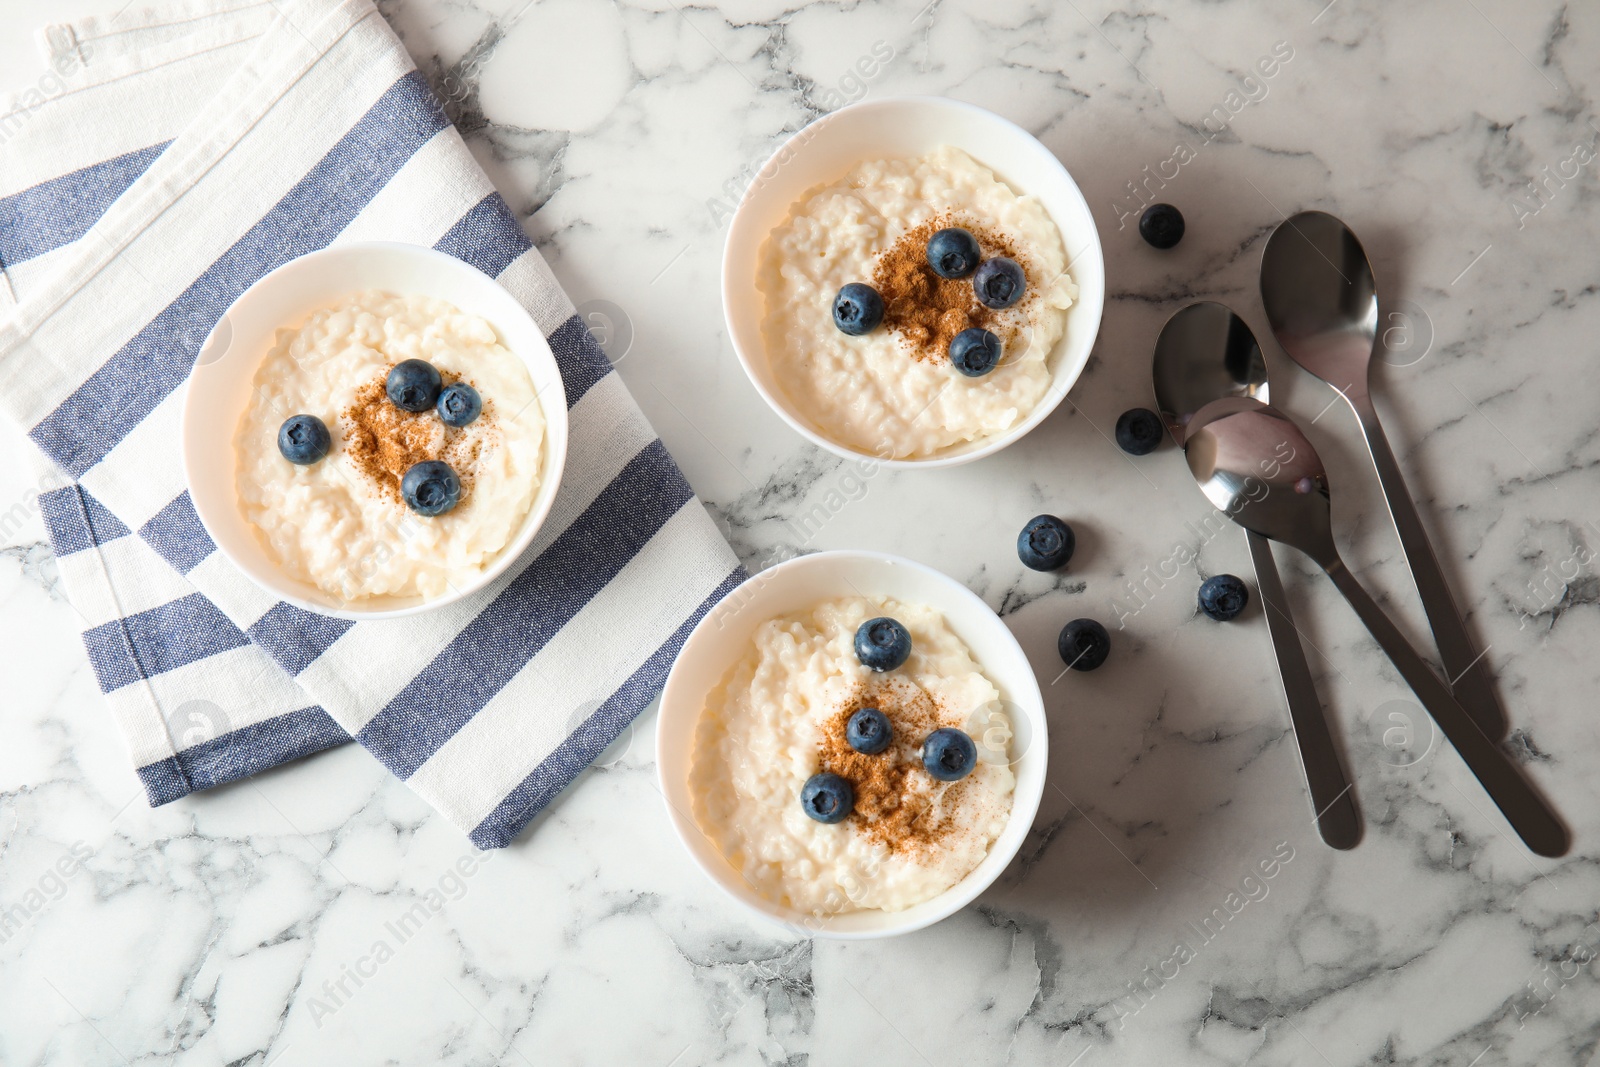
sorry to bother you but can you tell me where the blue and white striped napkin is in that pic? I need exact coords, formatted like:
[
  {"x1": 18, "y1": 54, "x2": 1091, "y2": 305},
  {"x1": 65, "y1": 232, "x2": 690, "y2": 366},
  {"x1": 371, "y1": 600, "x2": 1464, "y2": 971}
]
[{"x1": 0, "y1": 0, "x2": 743, "y2": 847}]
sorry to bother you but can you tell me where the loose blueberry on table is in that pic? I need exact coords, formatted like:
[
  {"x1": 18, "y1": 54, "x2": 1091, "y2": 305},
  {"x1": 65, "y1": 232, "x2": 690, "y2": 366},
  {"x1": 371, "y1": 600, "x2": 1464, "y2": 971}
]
[
  {"x1": 949, "y1": 327, "x2": 1002, "y2": 377},
  {"x1": 1017, "y1": 514, "x2": 1076, "y2": 571},
  {"x1": 386, "y1": 358, "x2": 442, "y2": 412},
  {"x1": 832, "y1": 282, "x2": 884, "y2": 336},
  {"x1": 1198, "y1": 574, "x2": 1250, "y2": 621},
  {"x1": 277, "y1": 413, "x2": 330, "y2": 465},
  {"x1": 401, "y1": 459, "x2": 461, "y2": 517},
  {"x1": 1058, "y1": 618, "x2": 1111, "y2": 671},
  {"x1": 1115, "y1": 407, "x2": 1163, "y2": 456},
  {"x1": 926, "y1": 226, "x2": 982, "y2": 279},
  {"x1": 854, "y1": 617, "x2": 911, "y2": 672},
  {"x1": 972, "y1": 256, "x2": 1025, "y2": 310},
  {"x1": 846, "y1": 707, "x2": 893, "y2": 755},
  {"x1": 800, "y1": 772, "x2": 855, "y2": 824},
  {"x1": 1139, "y1": 203, "x2": 1185, "y2": 249},
  {"x1": 436, "y1": 382, "x2": 482, "y2": 428},
  {"x1": 922, "y1": 728, "x2": 978, "y2": 782}
]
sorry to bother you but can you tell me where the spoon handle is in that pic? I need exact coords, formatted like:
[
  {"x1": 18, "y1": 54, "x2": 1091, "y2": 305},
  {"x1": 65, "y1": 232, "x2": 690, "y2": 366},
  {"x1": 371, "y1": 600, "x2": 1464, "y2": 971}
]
[
  {"x1": 1352, "y1": 400, "x2": 1508, "y2": 739},
  {"x1": 1247, "y1": 530, "x2": 1361, "y2": 849},
  {"x1": 1321, "y1": 555, "x2": 1568, "y2": 857}
]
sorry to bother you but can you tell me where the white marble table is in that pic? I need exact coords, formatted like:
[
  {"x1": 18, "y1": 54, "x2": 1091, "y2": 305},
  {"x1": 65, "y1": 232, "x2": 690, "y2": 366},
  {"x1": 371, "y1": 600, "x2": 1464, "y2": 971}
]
[{"x1": 3, "y1": 0, "x2": 1599, "y2": 1063}]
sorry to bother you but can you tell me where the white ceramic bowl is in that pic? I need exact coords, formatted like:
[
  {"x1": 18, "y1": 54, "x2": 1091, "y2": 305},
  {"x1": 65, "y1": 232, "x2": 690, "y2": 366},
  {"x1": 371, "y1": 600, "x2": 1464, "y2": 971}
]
[
  {"x1": 721, "y1": 95, "x2": 1105, "y2": 469},
  {"x1": 656, "y1": 550, "x2": 1048, "y2": 939},
  {"x1": 181, "y1": 242, "x2": 569, "y2": 620}
]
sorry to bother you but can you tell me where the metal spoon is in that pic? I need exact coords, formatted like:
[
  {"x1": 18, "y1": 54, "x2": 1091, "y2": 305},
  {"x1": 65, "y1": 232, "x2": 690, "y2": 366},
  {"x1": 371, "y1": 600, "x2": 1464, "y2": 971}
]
[
  {"x1": 1184, "y1": 399, "x2": 1568, "y2": 857},
  {"x1": 1153, "y1": 302, "x2": 1360, "y2": 850},
  {"x1": 1260, "y1": 212, "x2": 1507, "y2": 739}
]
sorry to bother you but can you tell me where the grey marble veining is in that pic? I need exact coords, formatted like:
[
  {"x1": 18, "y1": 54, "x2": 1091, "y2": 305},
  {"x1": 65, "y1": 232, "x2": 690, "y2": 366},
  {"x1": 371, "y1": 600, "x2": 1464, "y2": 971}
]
[{"x1": 2, "y1": 0, "x2": 1599, "y2": 1063}]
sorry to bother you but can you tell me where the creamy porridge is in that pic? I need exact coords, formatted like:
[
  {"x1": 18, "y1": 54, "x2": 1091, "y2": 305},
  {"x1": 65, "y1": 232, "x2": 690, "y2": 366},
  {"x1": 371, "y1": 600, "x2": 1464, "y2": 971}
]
[
  {"x1": 690, "y1": 596, "x2": 1015, "y2": 915},
  {"x1": 758, "y1": 145, "x2": 1078, "y2": 459},
  {"x1": 235, "y1": 291, "x2": 544, "y2": 601}
]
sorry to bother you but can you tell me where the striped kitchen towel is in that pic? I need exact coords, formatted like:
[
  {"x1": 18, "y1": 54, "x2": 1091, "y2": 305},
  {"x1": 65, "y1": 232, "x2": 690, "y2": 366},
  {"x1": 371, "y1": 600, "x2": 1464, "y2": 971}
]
[{"x1": 0, "y1": 0, "x2": 744, "y2": 847}]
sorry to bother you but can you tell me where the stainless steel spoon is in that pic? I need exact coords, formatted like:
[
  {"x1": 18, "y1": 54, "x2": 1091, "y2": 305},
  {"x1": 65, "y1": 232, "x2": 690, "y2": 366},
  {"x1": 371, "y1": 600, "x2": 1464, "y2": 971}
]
[
  {"x1": 1184, "y1": 399, "x2": 1568, "y2": 857},
  {"x1": 1260, "y1": 212, "x2": 1508, "y2": 739},
  {"x1": 1154, "y1": 302, "x2": 1360, "y2": 850}
]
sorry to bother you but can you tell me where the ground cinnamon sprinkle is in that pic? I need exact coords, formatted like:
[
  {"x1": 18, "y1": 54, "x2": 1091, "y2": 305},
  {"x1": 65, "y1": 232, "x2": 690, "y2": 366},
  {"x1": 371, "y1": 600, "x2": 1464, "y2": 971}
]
[
  {"x1": 870, "y1": 215, "x2": 1032, "y2": 364},
  {"x1": 816, "y1": 676, "x2": 969, "y2": 857},
  {"x1": 341, "y1": 369, "x2": 493, "y2": 506}
]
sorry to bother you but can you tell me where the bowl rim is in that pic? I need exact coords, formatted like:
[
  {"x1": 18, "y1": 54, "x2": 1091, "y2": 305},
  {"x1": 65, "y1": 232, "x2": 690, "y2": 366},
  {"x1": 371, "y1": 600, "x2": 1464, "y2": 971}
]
[
  {"x1": 654, "y1": 548, "x2": 1048, "y2": 940},
  {"x1": 720, "y1": 93, "x2": 1105, "y2": 470},
  {"x1": 180, "y1": 240, "x2": 569, "y2": 621}
]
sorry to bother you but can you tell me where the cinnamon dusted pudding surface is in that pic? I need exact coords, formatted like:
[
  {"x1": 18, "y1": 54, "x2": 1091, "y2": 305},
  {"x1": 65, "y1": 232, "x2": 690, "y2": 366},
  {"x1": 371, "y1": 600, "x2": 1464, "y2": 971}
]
[
  {"x1": 342, "y1": 374, "x2": 493, "y2": 508},
  {"x1": 872, "y1": 216, "x2": 1025, "y2": 362},
  {"x1": 234, "y1": 291, "x2": 544, "y2": 601},
  {"x1": 689, "y1": 595, "x2": 1015, "y2": 916},
  {"x1": 757, "y1": 144, "x2": 1078, "y2": 459}
]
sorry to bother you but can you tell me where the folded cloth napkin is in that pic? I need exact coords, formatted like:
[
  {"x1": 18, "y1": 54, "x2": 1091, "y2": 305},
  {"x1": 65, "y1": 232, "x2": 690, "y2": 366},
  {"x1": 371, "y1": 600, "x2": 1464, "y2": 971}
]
[{"x1": 0, "y1": 0, "x2": 743, "y2": 847}]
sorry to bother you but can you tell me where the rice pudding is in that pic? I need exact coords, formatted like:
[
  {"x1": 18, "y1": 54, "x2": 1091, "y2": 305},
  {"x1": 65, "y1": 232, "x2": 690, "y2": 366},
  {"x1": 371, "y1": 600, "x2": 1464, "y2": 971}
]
[
  {"x1": 758, "y1": 145, "x2": 1078, "y2": 459},
  {"x1": 690, "y1": 595, "x2": 1015, "y2": 915},
  {"x1": 235, "y1": 291, "x2": 544, "y2": 602}
]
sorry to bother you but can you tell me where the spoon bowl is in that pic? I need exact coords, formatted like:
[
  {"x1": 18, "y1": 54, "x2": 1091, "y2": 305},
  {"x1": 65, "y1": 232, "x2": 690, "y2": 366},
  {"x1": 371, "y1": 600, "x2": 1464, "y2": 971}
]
[
  {"x1": 1185, "y1": 401, "x2": 1334, "y2": 562},
  {"x1": 1260, "y1": 212, "x2": 1378, "y2": 399},
  {"x1": 1152, "y1": 301, "x2": 1269, "y2": 444}
]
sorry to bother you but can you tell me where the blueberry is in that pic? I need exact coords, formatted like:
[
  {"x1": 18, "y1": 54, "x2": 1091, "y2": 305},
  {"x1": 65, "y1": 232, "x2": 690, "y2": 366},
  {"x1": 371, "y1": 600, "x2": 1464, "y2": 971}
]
[
  {"x1": 832, "y1": 283, "x2": 884, "y2": 336},
  {"x1": 846, "y1": 707, "x2": 893, "y2": 755},
  {"x1": 277, "y1": 414, "x2": 330, "y2": 465},
  {"x1": 854, "y1": 617, "x2": 911, "y2": 672},
  {"x1": 1139, "y1": 203, "x2": 1185, "y2": 249},
  {"x1": 1199, "y1": 574, "x2": 1250, "y2": 621},
  {"x1": 1058, "y1": 618, "x2": 1110, "y2": 671},
  {"x1": 437, "y1": 382, "x2": 482, "y2": 428},
  {"x1": 400, "y1": 460, "x2": 461, "y2": 517},
  {"x1": 1018, "y1": 514, "x2": 1076, "y2": 571},
  {"x1": 926, "y1": 227, "x2": 981, "y2": 279},
  {"x1": 1115, "y1": 407, "x2": 1163, "y2": 455},
  {"x1": 800, "y1": 772, "x2": 854, "y2": 823},
  {"x1": 922, "y1": 728, "x2": 977, "y2": 782},
  {"x1": 949, "y1": 328, "x2": 1002, "y2": 377},
  {"x1": 386, "y1": 359, "x2": 442, "y2": 413},
  {"x1": 972, "y1": 256, "x2": 1026, "y2": 309}
]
